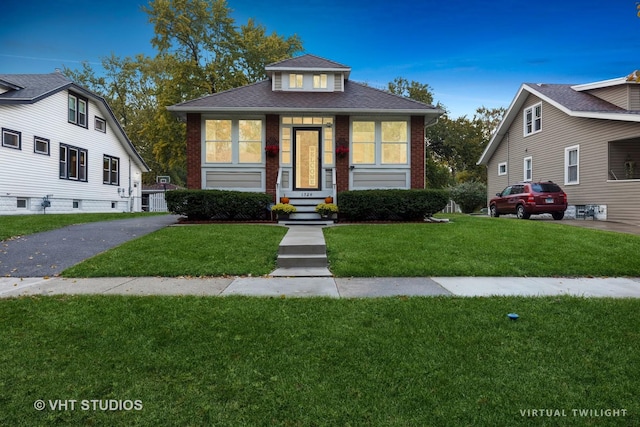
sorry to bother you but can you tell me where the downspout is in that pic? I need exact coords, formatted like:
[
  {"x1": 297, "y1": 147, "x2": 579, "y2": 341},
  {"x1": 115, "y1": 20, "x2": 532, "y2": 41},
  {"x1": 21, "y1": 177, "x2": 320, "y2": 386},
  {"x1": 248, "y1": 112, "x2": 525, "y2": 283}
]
[
  {"x1": 128, "y1": 157, "x2": 133, "y2": 212},
  {"x1": 424, "y1": 115, "x2": 440, "y2": 189}
]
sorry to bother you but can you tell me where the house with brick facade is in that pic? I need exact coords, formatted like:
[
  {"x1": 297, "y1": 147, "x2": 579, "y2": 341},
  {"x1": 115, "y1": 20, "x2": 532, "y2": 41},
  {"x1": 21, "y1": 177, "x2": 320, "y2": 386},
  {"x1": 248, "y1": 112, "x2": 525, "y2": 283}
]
[{"x1": 167, "y1": 54, "x2": 443, "y2": 219}]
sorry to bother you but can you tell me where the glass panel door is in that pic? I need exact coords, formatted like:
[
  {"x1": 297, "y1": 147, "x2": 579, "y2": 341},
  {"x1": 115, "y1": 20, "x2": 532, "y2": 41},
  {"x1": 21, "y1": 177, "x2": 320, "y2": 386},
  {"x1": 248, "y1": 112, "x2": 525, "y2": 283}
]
[{"x1": 294, "y1": 128, "x2": 321, "y2": 190}]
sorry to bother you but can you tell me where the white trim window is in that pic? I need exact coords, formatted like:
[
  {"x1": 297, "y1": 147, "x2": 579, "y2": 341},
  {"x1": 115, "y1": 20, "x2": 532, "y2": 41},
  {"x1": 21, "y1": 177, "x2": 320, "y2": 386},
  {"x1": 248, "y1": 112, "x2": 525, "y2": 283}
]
[
  {"x1": 523, "y1": 156, "x2": 532, "y2": 181},
  {"x1": 352, "y1": 119, "x2": 409, "y2": 165},
  {"x1": 289, "y1": 74, "x2": 303, "y2": 89},
  {"x1": 313, "y1": 74, "x2": 327, "y2": 89},
  {"x1": 60, "y1": 143, "x2": 88, "y2": 181},
  {"x1": 68, "y1": 93, "x2": 88, "y2": 127},
  {"x1": 565, "y1": 145, "x2": 579, "y2": 185},
  {"x1": 34, "y1": 136, "x2": 50, "y2": 155},
  {"x1": 103, "y1": 155, "x2": 120, "y2": 185},
  {"x1": 2, "y1": 128, "x2": 21, "y2": 149},
  {"x1": 498, "y1": 162, "x2": 507, "y2": 176},
  {"x1": 524, "y1": 102, "x2": 542, "y2": 136},
  {"x1": 204, "y1": 118, "x2": 263, "y2": 164},
  {"x1": 95, "y1": 117, "x2": 106, "y2": 133}
]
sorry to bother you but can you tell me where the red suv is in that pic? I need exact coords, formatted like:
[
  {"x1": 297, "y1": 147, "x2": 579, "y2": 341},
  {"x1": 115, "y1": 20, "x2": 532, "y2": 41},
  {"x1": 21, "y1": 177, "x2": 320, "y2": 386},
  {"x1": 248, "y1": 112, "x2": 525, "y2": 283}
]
[{"x1": 489, "y1": 181, "x2": 568, "y2": 220}]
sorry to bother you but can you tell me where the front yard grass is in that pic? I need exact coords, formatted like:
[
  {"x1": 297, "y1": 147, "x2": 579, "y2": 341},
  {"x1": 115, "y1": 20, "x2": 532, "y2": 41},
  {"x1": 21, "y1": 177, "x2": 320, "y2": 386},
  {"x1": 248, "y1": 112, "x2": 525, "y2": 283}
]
[
  {"x1": 1, "y1": 295, "x2": 638, "y2": 426},
  {"x1": 324, "y1": 215, "x2": 640, "y2": 277},
  {"x1": 63, "y1": 225, "x2": 288, "y2": 277}
]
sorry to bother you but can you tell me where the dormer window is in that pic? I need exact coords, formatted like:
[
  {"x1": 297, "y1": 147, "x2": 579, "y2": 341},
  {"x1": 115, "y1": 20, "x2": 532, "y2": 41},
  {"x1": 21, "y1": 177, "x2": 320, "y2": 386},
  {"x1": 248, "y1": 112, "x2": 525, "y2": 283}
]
[
  {"x1": 313, "y1": 74, "x2": 327, "y2": 89},
  {"x1": 289, "y1": 74, "x2": 303, "y2": 89}
]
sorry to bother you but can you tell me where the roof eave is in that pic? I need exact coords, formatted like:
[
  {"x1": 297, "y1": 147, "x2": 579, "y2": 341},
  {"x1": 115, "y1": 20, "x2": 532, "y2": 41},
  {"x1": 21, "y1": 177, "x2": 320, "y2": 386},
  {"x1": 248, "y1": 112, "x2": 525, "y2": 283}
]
[{"x1": 167, "y1": 106, "x2": 443, "y2": 116}]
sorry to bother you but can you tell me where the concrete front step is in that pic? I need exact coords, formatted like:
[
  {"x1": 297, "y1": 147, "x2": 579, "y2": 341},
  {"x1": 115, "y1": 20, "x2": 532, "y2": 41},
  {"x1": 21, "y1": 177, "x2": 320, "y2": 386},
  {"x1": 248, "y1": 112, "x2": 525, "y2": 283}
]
[
  {"x1": 275, "y1": 225, "x2": 331, "y2": 272},
  {"x1": 277, "y1": 254, "x2": 328, "y2": 268}
]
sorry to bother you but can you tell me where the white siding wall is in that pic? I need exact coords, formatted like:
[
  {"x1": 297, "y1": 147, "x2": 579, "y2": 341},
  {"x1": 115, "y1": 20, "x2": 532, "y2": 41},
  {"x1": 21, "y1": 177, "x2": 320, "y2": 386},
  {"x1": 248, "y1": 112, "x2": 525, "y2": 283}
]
[{"x1": 0, "y1": 90, "x2": 144, "y2": 214}]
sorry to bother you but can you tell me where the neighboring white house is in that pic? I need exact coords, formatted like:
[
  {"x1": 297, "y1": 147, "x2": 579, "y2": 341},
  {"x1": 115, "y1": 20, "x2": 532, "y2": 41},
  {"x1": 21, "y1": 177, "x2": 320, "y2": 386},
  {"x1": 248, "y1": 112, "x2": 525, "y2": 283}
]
[{"x1": 0, "y1": 72, "x2": 149, "y2": 214}]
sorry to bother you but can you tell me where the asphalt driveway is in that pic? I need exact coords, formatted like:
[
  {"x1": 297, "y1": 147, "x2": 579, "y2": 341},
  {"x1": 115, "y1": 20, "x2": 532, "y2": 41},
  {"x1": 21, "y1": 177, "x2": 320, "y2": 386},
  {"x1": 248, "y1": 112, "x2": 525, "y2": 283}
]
[{"x1": 0, "y1": 215, "x2": 179, "y2": 277}]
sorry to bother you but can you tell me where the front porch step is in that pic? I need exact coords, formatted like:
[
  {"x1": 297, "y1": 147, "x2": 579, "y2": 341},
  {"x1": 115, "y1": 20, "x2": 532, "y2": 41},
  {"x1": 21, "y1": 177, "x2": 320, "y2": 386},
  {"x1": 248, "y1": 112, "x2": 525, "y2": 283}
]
[
  {"x1": 275, "y1": 225, "x2": 330, "y2": 271},
  {"x1": 278, "y1": 219, "x2": 334, "y2": 226},
  {"x1": 277, "y1": 254, "x2": 328, "y2": 268}
]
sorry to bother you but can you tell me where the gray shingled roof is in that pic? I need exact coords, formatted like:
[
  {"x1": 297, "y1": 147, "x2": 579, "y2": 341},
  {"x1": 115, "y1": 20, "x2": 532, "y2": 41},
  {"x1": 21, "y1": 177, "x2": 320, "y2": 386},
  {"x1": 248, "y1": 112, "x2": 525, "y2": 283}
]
[
  {"x1": 265, "y1": 54, "x2": 350, "y2": 70},
  {"x1": 0, "y1": 72, "x2": 73, "y2": 103},
  {"x1": 168, "y1": 80, "x2": 441, "y2": 115},
  {"x1": 524, "y1": 83, "x2": 630, "y2": 113}
]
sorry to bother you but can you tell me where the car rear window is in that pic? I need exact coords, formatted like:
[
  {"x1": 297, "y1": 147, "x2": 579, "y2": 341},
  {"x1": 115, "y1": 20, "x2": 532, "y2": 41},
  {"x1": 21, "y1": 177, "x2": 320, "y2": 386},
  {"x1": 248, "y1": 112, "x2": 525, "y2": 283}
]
[{"x1": 531, "y1": 183, "x2": 562, "y2": 192}]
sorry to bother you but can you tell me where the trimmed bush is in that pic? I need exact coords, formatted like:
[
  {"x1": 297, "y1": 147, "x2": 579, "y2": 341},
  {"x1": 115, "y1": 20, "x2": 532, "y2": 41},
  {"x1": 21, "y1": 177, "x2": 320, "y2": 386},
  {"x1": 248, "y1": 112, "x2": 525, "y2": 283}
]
[
  {"x1": 449, "y1": 181, "x2": 487, "y2": 213},
  {"x1": 337, "y1": 189, "x2": 449, "y2": 221},
  {"x1": 165, "y1": 190, "x2": 272, "y2": 220}
]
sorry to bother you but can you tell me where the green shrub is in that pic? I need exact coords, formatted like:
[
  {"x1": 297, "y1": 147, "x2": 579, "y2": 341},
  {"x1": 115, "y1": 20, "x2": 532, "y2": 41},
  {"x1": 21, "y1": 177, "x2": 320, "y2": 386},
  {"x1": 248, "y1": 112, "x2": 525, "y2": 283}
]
[
  {"x1": 165, "y1": 190, "x2": 272, "y2": 220},
  {"x1": 337, "y1": 189, "x2": 449, "y2": 221},
  {"x1": 449, "y1": 181, "x2": 487, "y2": 213}
]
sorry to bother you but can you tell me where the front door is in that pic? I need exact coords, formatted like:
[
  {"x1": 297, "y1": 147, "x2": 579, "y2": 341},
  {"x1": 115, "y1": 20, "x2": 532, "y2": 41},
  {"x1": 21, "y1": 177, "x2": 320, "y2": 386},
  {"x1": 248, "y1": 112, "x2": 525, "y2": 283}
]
[{"x1": 294, "y1": 128, "x2": 321, "y2": 191}]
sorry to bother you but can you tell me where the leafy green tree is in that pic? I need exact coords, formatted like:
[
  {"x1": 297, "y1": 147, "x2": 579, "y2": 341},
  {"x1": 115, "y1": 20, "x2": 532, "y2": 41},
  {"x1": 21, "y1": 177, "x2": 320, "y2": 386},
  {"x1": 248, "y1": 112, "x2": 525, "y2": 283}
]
[
  {"x1": 388, "y1": 77, "x2": 434, "y2": 105},
  {"x1": 65, "y1": 0, "x2": 303, "y2": 184}
]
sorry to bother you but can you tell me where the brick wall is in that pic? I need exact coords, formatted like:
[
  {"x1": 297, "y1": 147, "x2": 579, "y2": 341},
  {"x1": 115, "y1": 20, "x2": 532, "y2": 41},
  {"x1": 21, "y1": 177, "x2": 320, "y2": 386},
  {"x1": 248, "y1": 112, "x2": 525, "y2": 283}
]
[
  {"x1": 265, "y1": 114, "x2": 279, "y2": 202},
  {"x1": 186, "y1": 113, "x2": 202, "y2": 189},
  {"x1": 335, "y1": 115, "x2": 350, "y2": 193},
  {"x1": 410, "y1": 115, "x2": 425, "y2": 189}
]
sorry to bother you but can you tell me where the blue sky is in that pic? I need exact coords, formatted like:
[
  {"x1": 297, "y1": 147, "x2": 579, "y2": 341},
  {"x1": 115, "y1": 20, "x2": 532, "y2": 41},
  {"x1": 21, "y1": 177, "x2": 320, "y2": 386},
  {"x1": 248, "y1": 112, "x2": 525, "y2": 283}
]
[{"x1": 1, "y1": 0, "x2": 639, "y2": 118}]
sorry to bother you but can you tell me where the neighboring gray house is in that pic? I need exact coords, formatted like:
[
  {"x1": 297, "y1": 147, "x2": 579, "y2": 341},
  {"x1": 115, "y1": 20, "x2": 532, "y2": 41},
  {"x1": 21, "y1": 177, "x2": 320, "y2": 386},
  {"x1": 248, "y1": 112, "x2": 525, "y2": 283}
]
[
  {"x1": 478, "y1": 71, "x2": 640, "y2": 225},
  {"x1": 167, "y1": 54, "x2": 443, "y2": 220},
  {"x1": 0, "y1": 72, "x2": 149, "y2": 214}
]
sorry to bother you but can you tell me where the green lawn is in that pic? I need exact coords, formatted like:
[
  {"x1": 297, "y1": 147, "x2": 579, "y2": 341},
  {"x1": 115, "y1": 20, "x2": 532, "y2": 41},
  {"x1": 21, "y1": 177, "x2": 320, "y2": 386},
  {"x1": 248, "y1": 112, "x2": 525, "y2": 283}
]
[
  {"x1": 63, "y1": 225, "x2": 288, "y2": 277},
  {"x1": 1, "y1": 295, "x2": 638, "y2": 426},
  {"x1": 324, "y1": 216, "x2": 640, "y2": 277},
  {"x1": 60, "y1": 215, "x2": 640, "y2": 278},
  {"x1": 0, "y1": 212, "x2": 164, "y2": 241}
]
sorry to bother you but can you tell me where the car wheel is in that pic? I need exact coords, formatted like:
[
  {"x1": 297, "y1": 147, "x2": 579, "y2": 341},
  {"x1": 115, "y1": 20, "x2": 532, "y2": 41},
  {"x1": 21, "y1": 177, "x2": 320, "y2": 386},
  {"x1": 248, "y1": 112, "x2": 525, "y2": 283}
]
[
  {"x1": 552, "y1": 211, "x2": 564, "y2": 220},
  {"x1": 516, "y1": 204, "x2": 530, "y2": 219},
  {"x1": 490, "y1": 205, "x2": 499, "y2": 217}
]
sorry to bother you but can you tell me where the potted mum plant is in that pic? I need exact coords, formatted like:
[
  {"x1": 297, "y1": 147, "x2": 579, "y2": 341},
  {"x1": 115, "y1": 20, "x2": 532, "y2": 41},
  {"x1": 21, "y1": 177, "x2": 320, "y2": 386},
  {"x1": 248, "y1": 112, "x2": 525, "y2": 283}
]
[
  {"x1": 315, "y1": 203, "x2": 338, "y2": 219},
  {"x1": 271, "y1": 203, "x2": 297, "y2": 219}
]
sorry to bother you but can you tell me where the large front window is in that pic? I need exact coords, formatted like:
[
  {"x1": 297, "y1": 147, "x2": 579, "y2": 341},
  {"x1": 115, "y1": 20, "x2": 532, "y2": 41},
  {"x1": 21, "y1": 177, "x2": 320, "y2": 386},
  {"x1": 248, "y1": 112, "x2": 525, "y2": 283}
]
[
  {"x1": 352, "y1": 119, "x2": 409, "y2": 165},
  {"x1": 204, "y1": 119, "x2": 263, "y2": 164}
]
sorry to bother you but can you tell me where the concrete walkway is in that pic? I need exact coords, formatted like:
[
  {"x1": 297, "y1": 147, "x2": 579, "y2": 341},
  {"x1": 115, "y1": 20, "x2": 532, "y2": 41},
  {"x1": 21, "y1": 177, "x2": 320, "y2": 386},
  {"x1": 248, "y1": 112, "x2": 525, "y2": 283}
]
[{"x1": 1, "y1": 275, "x2": 640, "y2": 298}]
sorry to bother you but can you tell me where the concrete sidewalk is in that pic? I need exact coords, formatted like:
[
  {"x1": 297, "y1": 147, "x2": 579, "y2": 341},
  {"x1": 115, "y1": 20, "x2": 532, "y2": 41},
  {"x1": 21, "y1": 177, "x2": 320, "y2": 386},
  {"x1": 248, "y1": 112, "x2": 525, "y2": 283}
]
[{"x1": 1, "y1": 275, "x2": 639, "y2": 298}]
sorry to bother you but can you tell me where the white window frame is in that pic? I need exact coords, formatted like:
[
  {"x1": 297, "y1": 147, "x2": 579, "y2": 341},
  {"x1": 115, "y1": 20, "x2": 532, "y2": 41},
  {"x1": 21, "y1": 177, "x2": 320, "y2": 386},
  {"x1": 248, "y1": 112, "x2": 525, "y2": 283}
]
[
  {"x1": 523, "y1": 102, "x2": 542, "y2": 136},
  {"x1": 34, "y1": 136, "x2": 50, "y2": 155},
  {"x1": 523, "y1": 156, "x2": 532, "y2": 181},
  {"x1": 2, "y1": 128, "x2": 21, "y2": 149},
  {"x1": 95, "y1": 117, "x2": 106, "y2": 133},
  {"x1": 289, "y1": 74, "x2": 303, "y2": 89},
  {"x1": 313, "y1": 74, "x2": 327, "y2": 89},
  {"x1": 351, "y1": 118, "x2": 410, "y2": 166},
  {"x1": 498, "y1": 162, "x2": 507, "y2": 176},
  {"x1": 203, "y1": 117, "x2": 264, "y2": 165},
  {"x1": 103, "y1": 155, "x2": 120, "y2": 185},
  {"x1": 59, "y1": 143, "x2": 88, "y2": 182},
  {"x1": 68, "y1": 93, "x2": 88, "y2": 128},
  {"x1": 565, "y1": 145, "x2": 580, "y2": 185}
]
